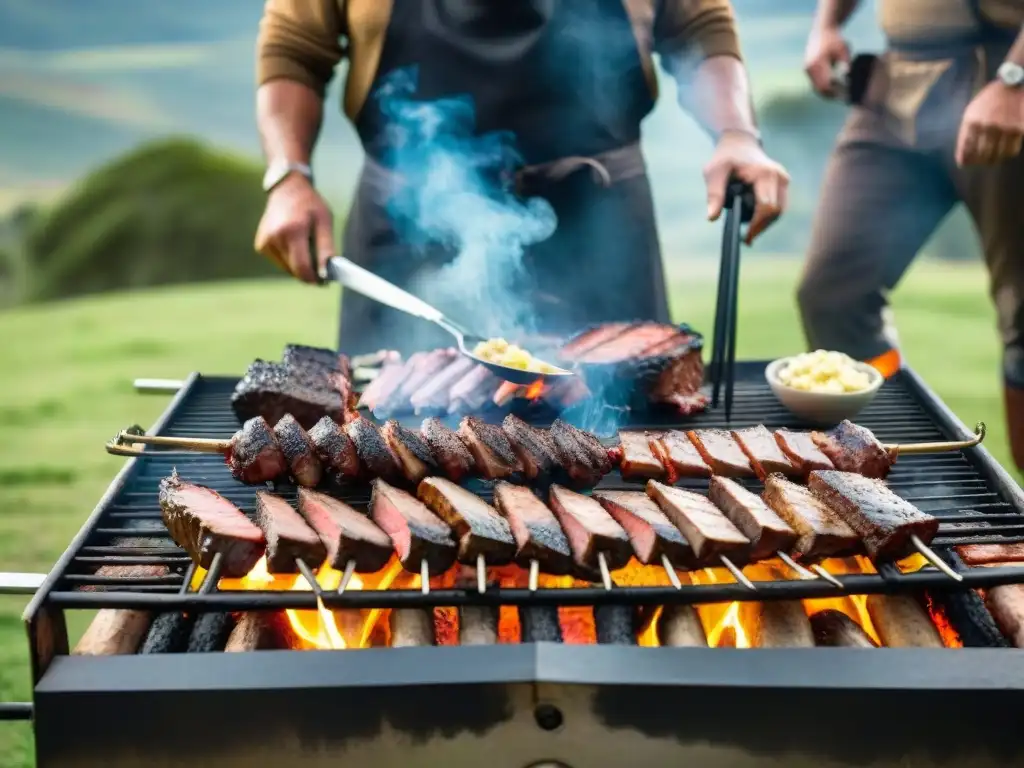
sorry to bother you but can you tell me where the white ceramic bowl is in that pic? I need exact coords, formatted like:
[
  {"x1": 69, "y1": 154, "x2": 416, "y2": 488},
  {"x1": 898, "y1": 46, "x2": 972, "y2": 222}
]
[{"x1": 765, "y1": 356, "x2": 883, "y2": 426}]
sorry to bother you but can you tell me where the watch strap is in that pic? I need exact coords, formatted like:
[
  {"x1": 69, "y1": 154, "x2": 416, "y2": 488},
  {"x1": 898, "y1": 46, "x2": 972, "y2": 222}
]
[{"x1": 263, "y1": 161, "x2": 314, "y2": 193}]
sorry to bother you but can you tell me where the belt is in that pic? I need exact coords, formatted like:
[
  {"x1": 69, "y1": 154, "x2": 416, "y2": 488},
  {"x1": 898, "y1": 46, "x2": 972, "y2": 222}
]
[{"x1": 887, "y1": 31, "x2": 1015, "y2": 60}]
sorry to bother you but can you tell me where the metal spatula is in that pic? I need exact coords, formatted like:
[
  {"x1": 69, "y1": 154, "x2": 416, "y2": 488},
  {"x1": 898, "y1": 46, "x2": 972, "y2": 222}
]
[{"x1": 325, "y1": 256, "x2": 574, "y2": 385}]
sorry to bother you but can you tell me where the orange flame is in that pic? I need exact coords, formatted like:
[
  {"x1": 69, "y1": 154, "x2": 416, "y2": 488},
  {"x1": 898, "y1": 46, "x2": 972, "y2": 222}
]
[{"x1": 524, "y1": 379, "x2": 546, "y2": 400}]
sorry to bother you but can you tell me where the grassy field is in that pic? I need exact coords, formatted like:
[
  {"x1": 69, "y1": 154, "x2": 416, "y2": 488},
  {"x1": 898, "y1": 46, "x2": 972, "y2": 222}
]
[{"x1": 0, "y1": 257, "x2": 1015, "y2": 765}]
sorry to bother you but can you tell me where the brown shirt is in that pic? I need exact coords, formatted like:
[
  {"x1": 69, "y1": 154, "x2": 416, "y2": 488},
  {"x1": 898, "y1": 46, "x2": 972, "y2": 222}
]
[
  {"x1": 879, "y1": 0, "x2": 1024, "y2": 45},
  {"x1": 257, "y1": 0, "x2": 743, "y2": 120}
]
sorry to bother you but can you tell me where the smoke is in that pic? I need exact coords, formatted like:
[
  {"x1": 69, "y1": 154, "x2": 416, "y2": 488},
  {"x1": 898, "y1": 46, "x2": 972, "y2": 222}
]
[{"x1": 373, "y1": 67, "x2": 557, "y2": 339}]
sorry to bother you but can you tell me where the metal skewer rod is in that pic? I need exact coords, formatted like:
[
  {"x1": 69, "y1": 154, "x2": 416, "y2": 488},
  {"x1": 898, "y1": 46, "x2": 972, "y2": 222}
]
[
  {"x1": 197, "y1": 552, "x2": 224, "y2": 595},
  {"x1": 884, "y1": 422, "x2": 986, "y2": 456},
  {"x1": 295, "y1": 560, "x2": 321, "y2": 594},
  {"x1": 776, "y1": 551, "x2": 816, "y2": 580},
  {"x1": 109, "y1": 426, "x2": 230, "y2": 453},
  {"x1": 911, "y1": 535, "x2": 963, "y2": 582},
  {"x1": 420, "y1": 559, "x2": 430, "y2": 595},
  {"x1": 718, "y1": 555, "x2": 756, "y2": 591},
  {"x1": 337, "y1": 560, "x2": 357, "y2": 594},
  {"x1": 660, "y1": 553, "x2": 683, "y2": 590},
  {"x1": 528, "y1": 559, "x2": 539, "y2": 593},
  {"x1": 810, "y1": 564, "x2": 845, "y2": 588},
  {"x1": 476, "y1": 553, "x2": 487, "y2": 595},
  {"x1": 597, "y1": 552, "x2": 613, "y2": 591}
]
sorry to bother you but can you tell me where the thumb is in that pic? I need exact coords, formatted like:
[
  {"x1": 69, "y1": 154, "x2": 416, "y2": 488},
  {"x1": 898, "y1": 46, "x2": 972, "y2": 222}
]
[
  {"x1": 313, "y1": 210, "x2": 336, "y2": 282},
  {"x1": 704, "y1": 164, "x2": 729, "y2": 221}
]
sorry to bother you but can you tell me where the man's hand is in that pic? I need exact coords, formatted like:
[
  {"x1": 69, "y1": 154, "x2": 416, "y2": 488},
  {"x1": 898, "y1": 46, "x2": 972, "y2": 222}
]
[
  {"x1": 254, "y1": 173, "x2": 335, "y2": 283},
  {"x1": 804, "y1": 25, "x2": 851, "y2": 99},
  {"x1": 704, "y1": 131, "x2": 790, "y2": 245},
  {"x1": 955, "y1": 81, "x2": 1024, "y2": 166}
]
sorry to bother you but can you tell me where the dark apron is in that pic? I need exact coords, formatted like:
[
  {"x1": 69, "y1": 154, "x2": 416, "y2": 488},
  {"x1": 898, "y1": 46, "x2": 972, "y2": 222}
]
[{"x1": 338, "y1": 0, "x2": 670, "y2": 357}]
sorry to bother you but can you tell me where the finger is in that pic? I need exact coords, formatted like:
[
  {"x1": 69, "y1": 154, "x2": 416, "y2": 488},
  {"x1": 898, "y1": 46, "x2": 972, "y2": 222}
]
[
  {"x1": 956, "y1": 122, "x2": 978, "y2": 166},
  {"x1": 703, "y1": 163, "x2": 729, "y2": 221},
  {"x1": 975, "y1": 130, "x2": 998, "y2": 165},
  {"x1": 283, "y1": 223, "x2": 318, "y2": 284},
  {"x1": 996, "y1": 131, "x2": 1023, "y2": 162},
  {"x1": 254, "y1": 226, "x2": 290, "y2": 273},
  {"x1": 806, "y1": 61, "x2": 837, "y2": 98},
  {"x1": 744, "y1": 175, "x2": 783, "y2": 245},
  {"x1": 313, "y1": 210, "x2": 336, "y2": 282}
]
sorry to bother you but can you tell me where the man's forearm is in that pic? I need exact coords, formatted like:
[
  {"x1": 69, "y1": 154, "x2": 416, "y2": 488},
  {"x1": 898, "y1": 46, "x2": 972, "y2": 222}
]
[
  {"x1": 257, "y1": 79, "x2": 325, "y2": 165},
  {"x1": 686, "y1": 55, "x2": 759, "y2": 140},
  {"x1": 813, "y1": 0, "x2": 861, "y2": 31}
]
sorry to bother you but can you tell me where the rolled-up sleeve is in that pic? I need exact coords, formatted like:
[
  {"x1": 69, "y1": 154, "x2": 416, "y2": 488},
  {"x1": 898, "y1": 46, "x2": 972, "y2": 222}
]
[
  {"x1": 653, "y1": 0, "x2": 743, "y2": 62},
  {"x1": 256, "y1": 0, "x2": 345, "y2": 96}
]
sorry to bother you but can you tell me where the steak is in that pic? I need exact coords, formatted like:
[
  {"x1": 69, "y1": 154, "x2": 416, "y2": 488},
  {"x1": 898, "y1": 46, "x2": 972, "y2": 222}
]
[
  {"x1": 707, "y1": 476, "x2": 797, "y2": 560},
  {"x1": 369, "y1": 479, "x2": 457, "y2": 574},
  {"x1": 502, "y1": 414, "x2": 559, "y2": 481},
  {"x1": 231, "y1": 359, "x2": 347, "y2": 429},
  {"x1": 458, "y1": 416, "x2": 522, "y2": 479},
  {"x1": 344, "y1": 416, "x2": 403, "y2": 484},
  {"x1": 421, "y1": 417, "x2": 476, "y2": 482},
  {"x1": 493, "y1": 481, "x2": 573, "y2": 574},
  {"x1": 645, "y1": 480, "x2": 750, "y2": 563},
  {"x1": 686, "y1": 429, "x2": 754, "y2": 477},
  {"x1": 417, "y1": 477, "x2": 516, "y2": 565},
  {"x1": 774, "y1": 429, "x2": 834, "y2": 475},
  {"x1": 253, "y1": 491, "x2": 326, "y2": 573},
  {"x1": 811, "y1": 420, "x2": 894, "y2": 479},
  {"x1": 227, "y1": 416, "x2": 288, "y2": 485},
  {"x1": 307, "y1": 416, "x2": 361, "y2": 480},
  {"x1": 159, "y1": 472, "x2": 265, "y2": 578},
  {"x1": 381, "y1": 419, "x2": 437, "y2": 485},
  {"x1": 448, "y1": 365, "x2": 500, "y2": 414},
  {"x1": 410, "y1": 356, "x2": 477, "y2": 415},
  {"x1": 649, "y1": 430, "x2": 711, "y2": 480},
  {"x1": 550, "y1": 418, "x2": 611, "y2": 488},
  {"x1": 281, "y1": 344, "x2": 349, "y2": 374},
  {"x1": 273, "y1": 413, "x2": 323, "y2": 488},
  {"x1": 617, "y1": 431, "x2": 667, "y2": 481},
  {"x1": 957, "y1": 541, "x2": 1024, "y2": 566},
  {"x1": 594, "y1": 490, "x2": 695, "y2": 567},
  {"x1": 548, "y1": 484, "x2": 633, "y2": 573},
  {"x1": 761, "y1": 474, "x2": 859, "y2": 560},
  {"x1": 382, "y1": 348, "x2": 456, "y2": 416},
  {"x1": 732, "y1": 425, "x2": 798, "y2": 479},
  {"x1": 358, "y1": 357, "x2": 408, "y2": 413},
  {"x1": 296, "y1": 488, "x2": 393, "y2": 572},
  {"x1": 807, "y1": 470, "x2": 938, "y2": 560}
]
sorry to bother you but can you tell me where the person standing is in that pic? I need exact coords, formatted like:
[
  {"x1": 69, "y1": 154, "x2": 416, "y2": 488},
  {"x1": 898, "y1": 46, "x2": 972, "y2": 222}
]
[
  {"x1": 799, "y1": 0, "x2": 1024, "y2": 469},
  {"x1": 252, "y1": 0, "x2": 789, "y2": 356}
]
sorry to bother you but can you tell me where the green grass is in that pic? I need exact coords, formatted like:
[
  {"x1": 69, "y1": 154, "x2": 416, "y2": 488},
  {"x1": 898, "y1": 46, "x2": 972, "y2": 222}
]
[{"x1": 0, "y1": 257, "x2": 1015, "y2": 765}]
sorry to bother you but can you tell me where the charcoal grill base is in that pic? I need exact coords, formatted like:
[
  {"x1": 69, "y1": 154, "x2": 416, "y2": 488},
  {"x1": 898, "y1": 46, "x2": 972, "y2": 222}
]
[{"x1": 34, "y1": 645, "x2": 1024, "y2": 768}]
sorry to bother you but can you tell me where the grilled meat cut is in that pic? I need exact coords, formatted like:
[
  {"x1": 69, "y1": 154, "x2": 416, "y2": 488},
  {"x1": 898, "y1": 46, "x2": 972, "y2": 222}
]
[
  {"x1": 761, "y1": 474, "x2": 859, "y2": 560},
  {"x1": 448, "y1": 365, "x2": 500, "y2": 414},
  {"x1": 956, "y1": 541, "x2": 1024, "y2": 566},
  {"x1": 593, "y1": 490, "x2": 695, "y2": 567},
  {"x1": 732, "y1": 425, "x2": 798, "y2": 479},
  {"x1": 382, "y1": 420, "x2": 437, "y2": 485},
  {"x1": 810, "y1": 609, "x2": 878, "y2": 648},
  {"x1": 369, "y1": 479, "x2": 457, "y2": 574},
  {"x1": 774, "y1": 429, "x2": 835, "y2": 475},
  {"x1": 548, "y1": 484, "x2": 633, "y2": 573},
  {"x1": 273, "y1": 413, "x2": 323, "y2": 488},
  {"x1": 231, "y1": 359, "x2": 348, "y2": 429},
  {"x1": 417, "y1": 477, "x2": 516, "y2": 565},
  {"x1": 649, "y1": 431, "x2": 711, "y2": 480},
  {"x1": 307, "y1": 416, "x2": 361, "y2": 479},
  {"x1": 297, "y1": 489, "x2": 393, "y2": 572},
  {"x1": 254, "y1": 491, "x2": 326, "y2": 573},
  {"x1": 227, "y1": 416, "x2": 288, "y2": 485},
  {"x1": 550, "y1": 418, "x2": 611, "y2": 487},
  {"x1": 344, "y1": 417, "x2": 403, "y2": 484},
  {"x1": 686, "y1": 429, "x2": 754, "y2": 477},
  {"x1": 645, "y1": 481, "x2": 750, "y2": 563},
  {"x1": 281, "y1": 344, "x2": 348, "y2": 373},
  {"x1": 492, "y1": 481, "x2": 573, "y2": 574},
  {"x1": 812, "y1": 420, "x2": 894, "y2": 479},
  {"x1": 159, "y1": 473, "x2": 265, "y2": 578},
  {"x1": 502, "y1": 414, "x2": 559, "y2": 480},
  {"x1": 357, "y1": 356, "x2": 407, "y2": 413},
  {"x1": 807, "y1": 470, "x2": 938, "y2": 560},
  {"x1": 571, "y1": 323, "x2": 678, "y2": 361},
  {"x1": 707, "y1": 477, "x2": 798, "y2": 561},
  {"x1": 458, "y1": 416, "x2": 523, "y2": 479},
  {"x1": 617, "y1": 431, "x2": 666, "y2": 481},
  {"x1": 559, "y1": 322, "x2": 632, "y2": 357},
  {"x1": 410, "y1": 356, "x2": 476, "y2": 415},
  {"x1": 384, "y1": 349, "x2": 457, "y2": 415},
  {"x1": 421, "y1": 417, "x2": 476, "y2": 482},
  {"x1": 984, "y1": 586, "x2": 1024, "y2": 648}
]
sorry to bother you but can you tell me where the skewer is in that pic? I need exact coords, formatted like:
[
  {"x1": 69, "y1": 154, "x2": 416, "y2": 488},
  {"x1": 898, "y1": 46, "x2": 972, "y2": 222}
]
[
  {"x1": 295, "y1": 560, "x2": 321, "y2": 593},
  {"x1": 476, "y1": 553, "x2": 487, "y2": 595},
  {"x1": 718, "y1": 555, "x2": 756, "y2": 590},
  {"x1": 420, "y1": 559, "x2": 430, "y2": 595},
  {"x1": 337, "y1": 560, "x2": 357, "y2": 595},
  {"x1": 810, "y1": 564, "x2": 845, "y2": 588},
  {"x1": 597, "y1": 552, "x2": 614, "y2": 591},
  {"x1": 108, "y1": 425, "x2": 230, "y2": 455},
  {"x1": 775, "y1": 551, "x2": 816, "y2": 580},
  {"x1": 883, "y1": 422, "x2": 986, "y2": 456},
  {"x1": 911, "y1": 535, "x2": 963, "y2": 582},
  {"x1": 661, "y1": 553, "x2": 683, "y2": 590},
  {"x1": 197, "y1": 552, "x2": 224, "y2": 595},
  {"x1": 528, "y1": 559, "x2": 539, "y2": 592}
]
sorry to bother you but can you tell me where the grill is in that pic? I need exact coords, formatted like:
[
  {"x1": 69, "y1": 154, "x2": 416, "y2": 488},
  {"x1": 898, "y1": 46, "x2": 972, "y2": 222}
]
[{"x1": 19, "y1": 361, "x2": 1024, "y2": 768}]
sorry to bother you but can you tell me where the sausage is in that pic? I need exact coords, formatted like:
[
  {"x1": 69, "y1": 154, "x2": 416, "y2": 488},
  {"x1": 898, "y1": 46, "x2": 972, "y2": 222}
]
[
  {"x1": 73, "y1": 609, "x2": 152, "y2": 656},
  {"x1": 865, "y1": 594, "x2": 944, "y2": 647},
  {"x1": 657, "y1": 605, "x2": 708, "y2": 647},
  {"x1": 809, "y1": 609, "x2": 877, "y2": 647},
  {"x1": 984, "y1": 585, "x2": 1024, "y2": 648},
  {"x1": 753, "y1": 602, "x2": 815, "y2": 648}
]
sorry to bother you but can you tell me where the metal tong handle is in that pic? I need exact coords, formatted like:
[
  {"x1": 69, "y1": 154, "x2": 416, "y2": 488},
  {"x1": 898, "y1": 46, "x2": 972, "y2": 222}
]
[{"x1": 326, "y1": 256, "x2": 445, "y2": 323}]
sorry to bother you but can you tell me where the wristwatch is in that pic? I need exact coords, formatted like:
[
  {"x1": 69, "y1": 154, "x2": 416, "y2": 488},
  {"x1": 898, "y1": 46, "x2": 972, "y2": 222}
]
[
  {"x1": 997, "y1": 61, "x2": 1024, "y2": 88},
  {"x1": 262, "y1": 160, "x2": 313, "y2": 193}
]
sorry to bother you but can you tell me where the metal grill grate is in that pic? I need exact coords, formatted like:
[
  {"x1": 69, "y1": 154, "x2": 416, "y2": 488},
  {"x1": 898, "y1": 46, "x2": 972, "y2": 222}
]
[{"x1": 33, "y1": 363, "x2": 1024, "y2": 612}]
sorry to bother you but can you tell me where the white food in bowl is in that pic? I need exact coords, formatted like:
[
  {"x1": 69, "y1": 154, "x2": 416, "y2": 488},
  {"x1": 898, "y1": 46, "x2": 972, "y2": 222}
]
[
  {"x1": 472, "y1": 338, "x2": 563, "y2": 374},
  {"x1": 766, "y1": 353, "x2": 883, "y2": 425},
  {"x1": 775, "y1": 350, "x2": 875, "y2": 394}
]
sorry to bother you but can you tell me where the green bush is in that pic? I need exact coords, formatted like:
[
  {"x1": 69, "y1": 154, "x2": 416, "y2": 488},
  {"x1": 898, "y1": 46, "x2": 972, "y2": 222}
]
[{"x1": 23, "y1": 137, "x2": 286, "y2": 302}]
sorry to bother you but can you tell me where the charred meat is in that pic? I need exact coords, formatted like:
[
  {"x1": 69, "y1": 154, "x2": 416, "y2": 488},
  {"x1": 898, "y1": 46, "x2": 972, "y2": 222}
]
[
  {"x1": 550, "y1": 418, "x2": 612, "y2": 488},
  {"x1": 810, "y1": 609, "x2": 878, "y2": 648},
  {"x1": 594, "y1": 490, "x2": 695, "y2": 567},
  {"x1": 761, "y1": 474, "x2": 859, "y2": 560},
  {"x1": 421, "y1": 417, "x2": 476, "y2": 482},
  {"x1": 159, "y1": 472, "x2": 265, "y2": 578},
  {"x1": 231, "y1": 359, "x2": 347, "y2": 429},
  {"x1": 957, "y1": 541, "x2": 1024, "y2": 566},
  {"x1": 253, "y1": 491, "x2": 326, "y2": 573},
  {"x1": 774, "y1": 429, "x2": 835, "y2": 475},
  {"x1": 227, "y1": 416, "x2": 288, "y2": 485},
  {"x1": 811, "y1": 420, "x2": 894, "y2": 479},
  {"x1": 645, "y1": 480, "x2": 749, "y2": 563},
  {"x1": 417, "y1": 477, "x2": 516, "y2": 565},
  {"x1": 273, "y1": 413, "x2": 323, "y2": 488},
  {"x1": 381, "y1": 420, "x2": 437, "y2": 485},
  {"x1": 502, "y1": 414, "x2": 559, "y2": 481},
  {"x1": 369, "y1": 479, "x2": 457, "y2": 574},
  {"x1": 731, "y1": 425, "x2": 797, "y2": 479},
  {"x1": 807, "y1": 470, "x2": 938, "y2": 560},
  {"x1": 458, "y1": 416, "x2": 522, "y2": 479},
  {"x1": 344, "y1": 417, "x2": 403, "y2": 484},
  {"x1": 493, "y1": 481, "x2": 573, "y2": 574},
  {"x1": 297, "y1": 488, "x2": 393, "y2": 572},
  {"x1": 548, "y1": 484, "x2": 633, "y2": 573},
  {"x1": 649, "y1": 430, "x2": 711, "y2": 480},
  {"x1": 707, "y1": 477, "x2": 797, "y2": 561},
  {"x1": 617, "y1": 431, "x2": 666, "y2": 481},
  {"x1": 685, "y1": 429, "x2": 754, "y2": 477},
  {"x1": 307, "y1": 416, "x2": 361, "y2": 480}
]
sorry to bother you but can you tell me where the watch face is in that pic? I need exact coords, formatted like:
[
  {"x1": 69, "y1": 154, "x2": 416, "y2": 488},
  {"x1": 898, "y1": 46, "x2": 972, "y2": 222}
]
[{"x1": 1000, "y1": 62, "x2": 1024, "y2": 87}]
